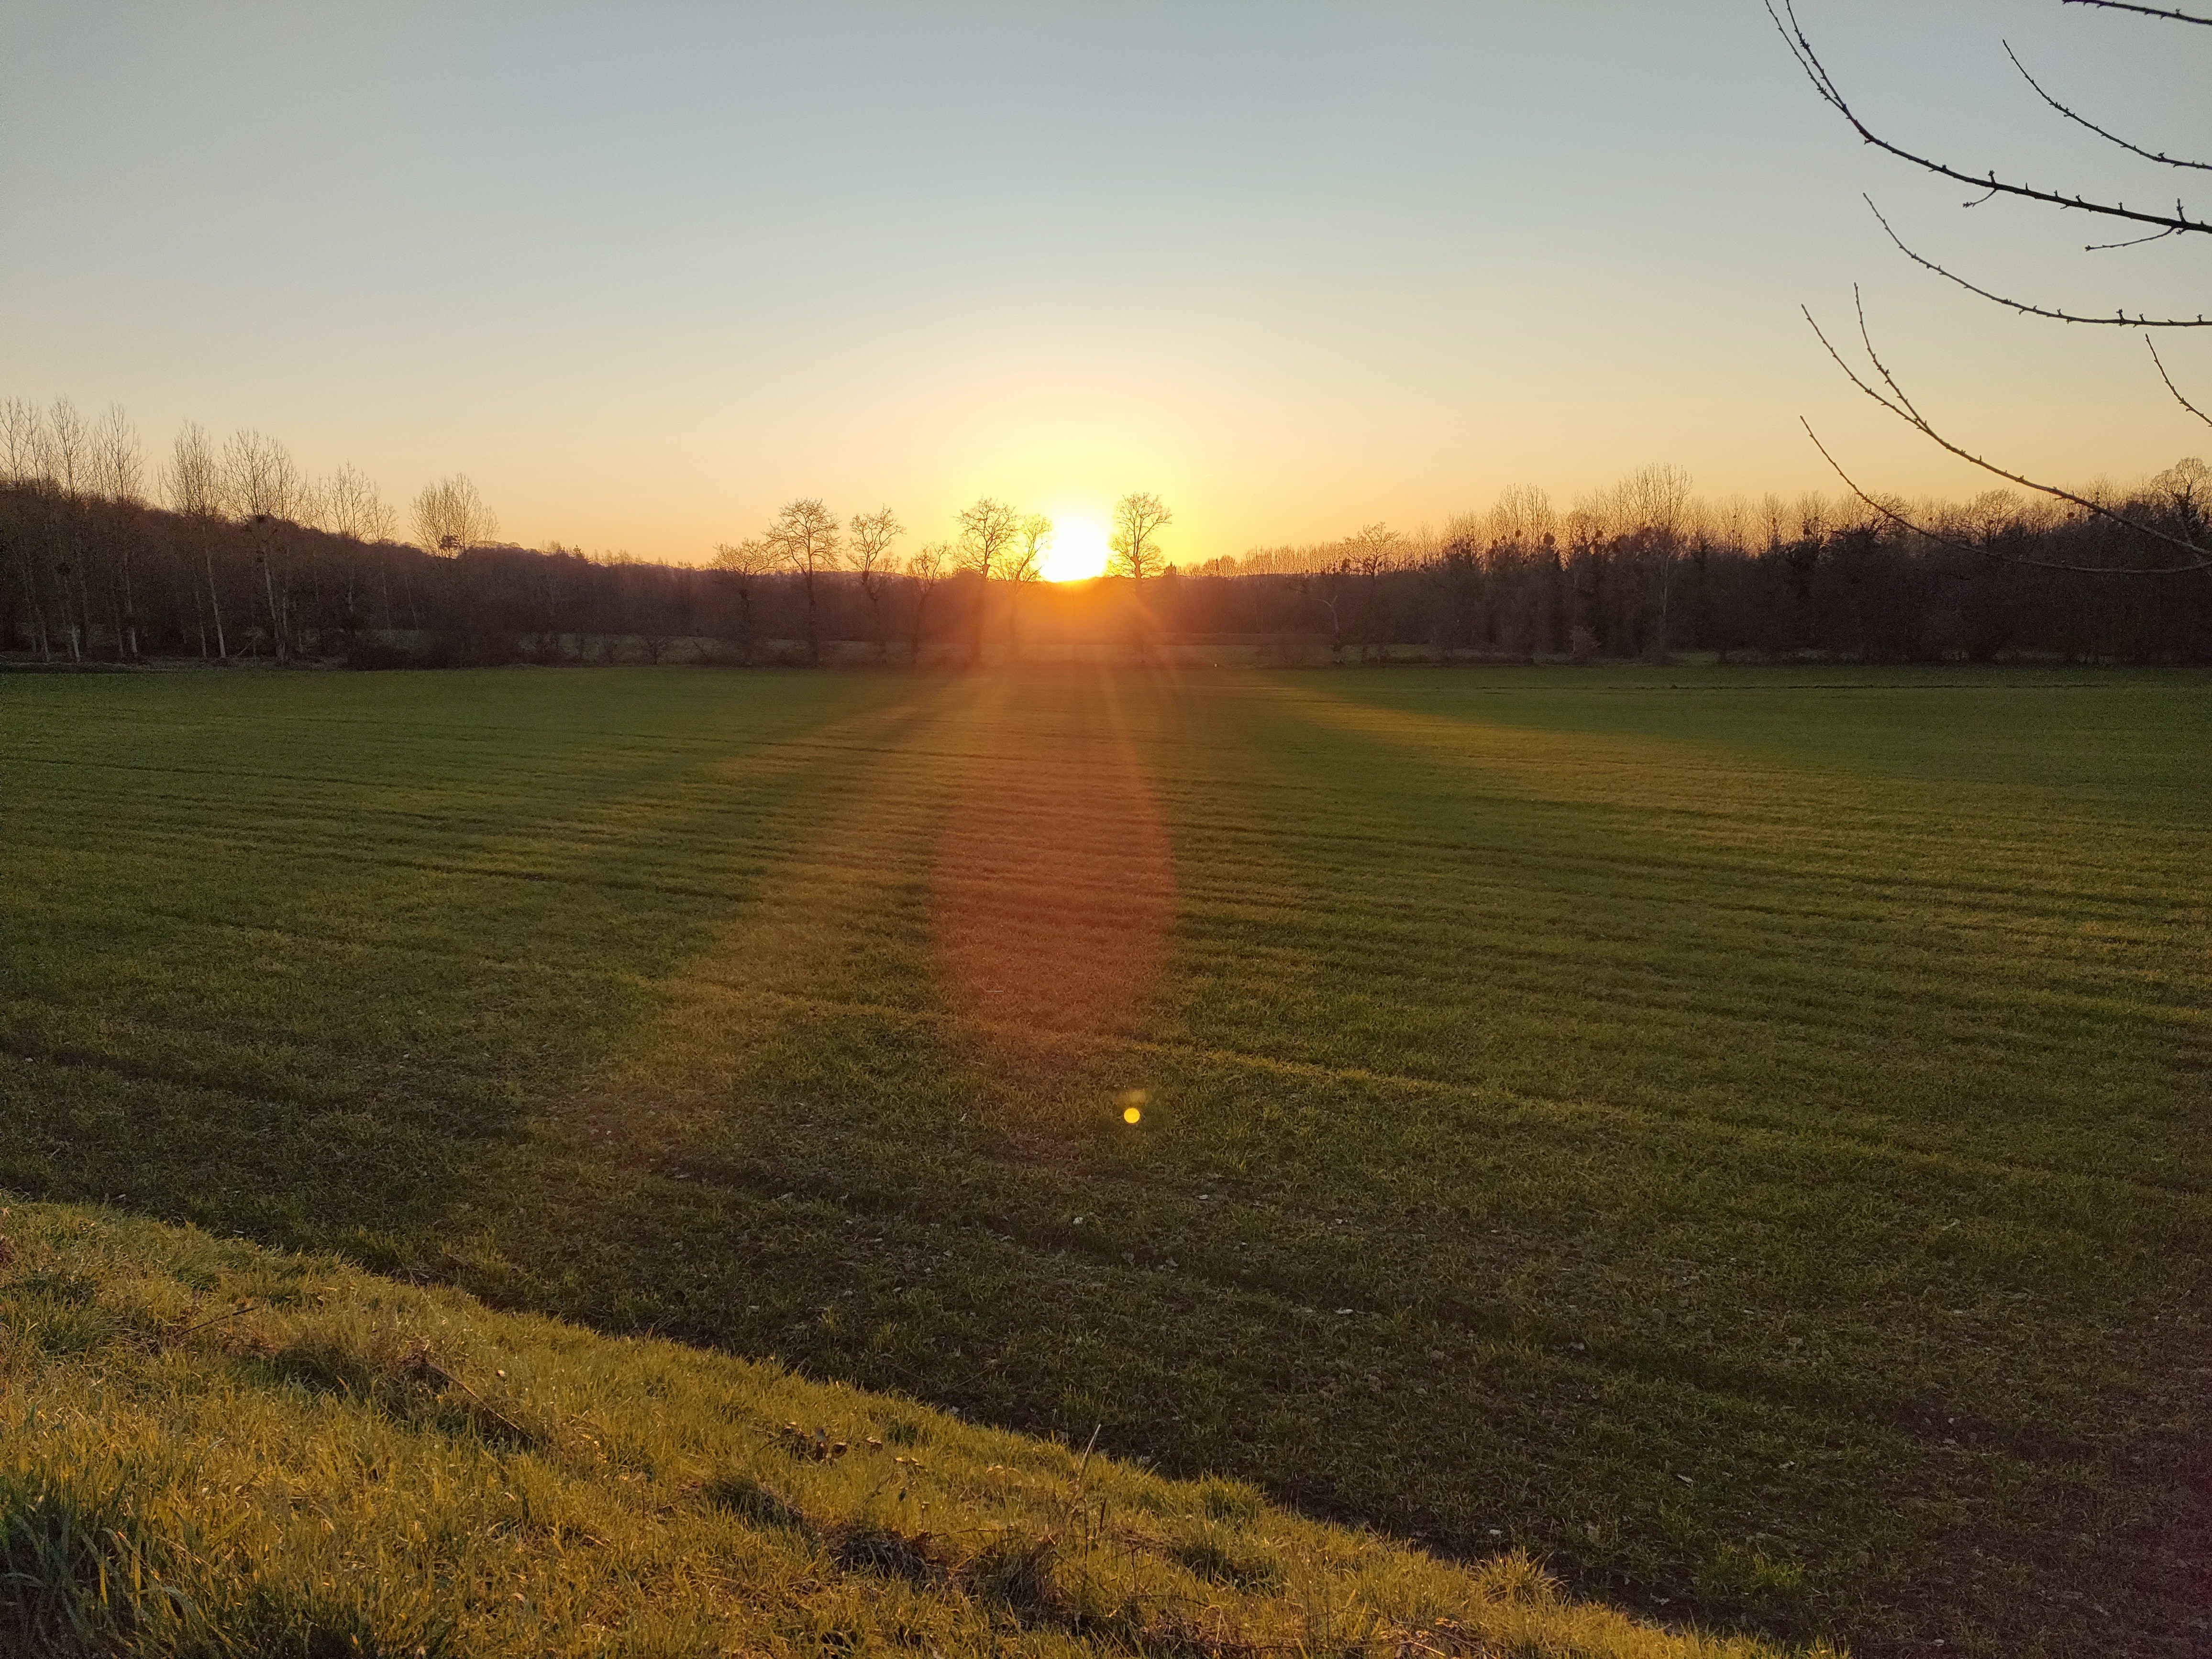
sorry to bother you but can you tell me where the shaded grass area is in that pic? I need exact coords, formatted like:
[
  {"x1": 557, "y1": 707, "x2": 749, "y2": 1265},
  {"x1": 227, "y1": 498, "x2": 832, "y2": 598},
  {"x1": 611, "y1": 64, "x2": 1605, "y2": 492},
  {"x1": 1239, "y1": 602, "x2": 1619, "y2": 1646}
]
[
  {"x1": 2, "y1": 1202, "x2": 1764, "y2": 1658},
  {"x1": 2, "y1": 664, "x2": 2208, "y2": 1657}
]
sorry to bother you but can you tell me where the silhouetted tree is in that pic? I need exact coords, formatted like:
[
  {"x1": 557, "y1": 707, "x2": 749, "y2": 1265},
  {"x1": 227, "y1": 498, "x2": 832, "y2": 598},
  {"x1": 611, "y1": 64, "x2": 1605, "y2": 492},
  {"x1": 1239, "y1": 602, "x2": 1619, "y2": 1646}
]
[
  {"x1": 1109, "y1": 492, "x2": 1172, "y2": 583},
  {"x1": 225, "y1": 431, "x2": 304, "y2": 660},
  {"x1": 847, "y1": 506, "x2": 902, "y2": 662},
  {"x1": 0, "y1": 399, "x2": 53, "y2": 659},
  {"x1": 1006, "y1": 514, "x2": 1050, "y2": 660},
  {"x1": 1341, "y1": 523, "x2": 1402, "y2": 661},
  {"x1": 955, "y1": 497, "x2": 1018, "y2": 665},
  {"x1": 90, "y1": 405, "x2": 144, "y2": 659},
  {"x1": 766, "y1": 498, "x2": 840, "y2": 665},
  {"x1": 711, "y1": 537, "x2": 775, "y2": 664},
  {"x1": 905, "y1": 543, "x2": 948, "y2": 665},
  {"x1": 163, "y1": 421, "x2": 230, "y2": 661}
]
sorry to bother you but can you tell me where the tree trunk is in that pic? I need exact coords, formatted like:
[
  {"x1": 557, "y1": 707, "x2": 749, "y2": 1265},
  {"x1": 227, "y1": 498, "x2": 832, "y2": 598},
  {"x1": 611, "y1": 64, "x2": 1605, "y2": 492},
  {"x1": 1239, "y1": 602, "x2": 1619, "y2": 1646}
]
[
  {"x1": 11, "y1": 545, "x2": 50, "y2": 660},
  {"x1": 262, "y1": 560, "x2": 288, "y2": 663},
  {"x1": 203, "y1": 538, "x2": 228, "y2": 661}
]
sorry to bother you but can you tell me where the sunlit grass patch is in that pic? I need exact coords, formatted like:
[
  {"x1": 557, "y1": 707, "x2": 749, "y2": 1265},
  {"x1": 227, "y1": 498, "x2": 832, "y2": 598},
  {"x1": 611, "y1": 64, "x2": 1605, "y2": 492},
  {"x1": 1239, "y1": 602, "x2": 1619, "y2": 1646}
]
[{"x1": 0, "y1": 1202, "x2": 1795, "y2": 1659}]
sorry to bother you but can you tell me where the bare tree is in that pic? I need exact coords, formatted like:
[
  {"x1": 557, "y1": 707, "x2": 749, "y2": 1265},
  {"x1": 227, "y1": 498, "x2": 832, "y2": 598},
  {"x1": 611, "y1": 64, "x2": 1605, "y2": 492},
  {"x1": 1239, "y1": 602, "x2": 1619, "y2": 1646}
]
[
  {"x1": 317, "y1": 462, "x2": 398, "y2": 634},
  {"x1": 224, "y1": 431, "x2": 306, "y2": 660},
  {"x1": 46, "y1": 398, "x2": 88, "y2": 498},
  {"x1": 1771, "y1": 0, "x2": 2212, "y2": 574},
  {"x1": 0, "y1": 400, "x2": 41, "y2": 476},
  {"x1": 1307, "y1": 562, "x2": 1351, "y2": 661},
  {"x1": 222, "y1": 430, "x2": 300, "y2": 521},
  {"x1": 848, "y1": 506, "x2": 903, "y2": 662},
  {"x1": 1342, "y1": 522, "x2": 1403, "y2": 661},
  {"x1": 955, "y1": 496, "x2": 1019, "y2": 665},
  {"x1": 764, "y1": 498, "x2": 841, "y2": 665},
  {"x1": 44, "y1": 400, "x2": 95, "y2": 660},
  {"x1": 164, "y1": 420, "x2": 229, "y2": 661},
  {"x1": 89, "y1": 406, "x2": 142, "y2": 506},
  {"x1": 0, "y1": 398, "x2": 53, "y2": 658},
  {"x1": 307, "y1": 464, "x2": 379, "y2": 634},
  {"x1": 904, "y1": 542, "x2": 949, "y2": 665},
  {"x1": 1109, "y1": 491, "x2": 1173, "y2": 583},
  {"x1": 1619, "y1": 463, "x2": 1693, "y2": 658},
  {"x1": 1485, "y1": 484, "x2": 1557, "y2": 551},
  {"x1": 91, "y1": 406, "x2": 144, "y2": 658},
  {"x1": 412, "y1": 474, "x2": 498, "y2": 557},
  {"x1": 409, "y1": 475, "x2": 499, "y2": 657},
  {"x1": 320, "y1": 463, "x2": 395, "y2": 543},
  {"x1": 1000, "y1": 513, "x2": 1050, "y2": 661},
  {"x1": 710, "y1": 537, "x2": 776, "y2": 663}
]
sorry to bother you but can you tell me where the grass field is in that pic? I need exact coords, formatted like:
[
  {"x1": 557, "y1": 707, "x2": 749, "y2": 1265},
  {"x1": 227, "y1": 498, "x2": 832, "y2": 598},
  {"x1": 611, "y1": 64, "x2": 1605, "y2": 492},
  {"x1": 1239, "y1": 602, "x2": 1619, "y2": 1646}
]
[{"x1": 3, "y1": 664, "x2": 2207, "y2": 1657}]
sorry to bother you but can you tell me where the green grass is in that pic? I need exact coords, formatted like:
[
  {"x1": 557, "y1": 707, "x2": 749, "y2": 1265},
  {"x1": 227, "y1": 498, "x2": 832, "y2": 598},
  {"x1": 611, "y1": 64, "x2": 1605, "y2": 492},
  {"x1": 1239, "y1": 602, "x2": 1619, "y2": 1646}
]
[
  {"x1": 2, "y1": 1201, "x2": 1774, "y2": 1658},
  {"x1": 2, "y1": 664, "x2": 2207, "y2": 1658}
]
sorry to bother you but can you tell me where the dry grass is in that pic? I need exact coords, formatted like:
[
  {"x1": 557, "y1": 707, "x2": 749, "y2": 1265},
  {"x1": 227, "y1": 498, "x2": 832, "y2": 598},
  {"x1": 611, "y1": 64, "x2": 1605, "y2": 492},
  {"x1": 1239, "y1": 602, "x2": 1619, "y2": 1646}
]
[{"x1": 0, "y1": 1201, "x2": 1804, "y2": 1659}]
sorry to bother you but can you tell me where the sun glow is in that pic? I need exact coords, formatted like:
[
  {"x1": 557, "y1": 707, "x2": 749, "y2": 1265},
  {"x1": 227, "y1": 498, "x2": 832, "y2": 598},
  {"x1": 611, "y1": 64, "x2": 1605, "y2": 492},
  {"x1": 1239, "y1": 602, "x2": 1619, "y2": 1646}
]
[{"x1": 1040, "y1": 517, "x2": 1112, "y2": 582}]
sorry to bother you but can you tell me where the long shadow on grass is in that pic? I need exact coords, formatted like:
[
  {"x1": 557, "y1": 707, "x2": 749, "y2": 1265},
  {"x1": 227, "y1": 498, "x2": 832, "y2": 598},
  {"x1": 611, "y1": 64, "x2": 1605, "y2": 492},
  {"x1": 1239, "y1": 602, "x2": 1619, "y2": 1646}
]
[
  {"x1": 431, "y1": 668, "x2": 2209, "y2": 1659},
  {"x1": 0, "y1": 668, "x2": 935, "y2": 1265},
  {"x1": 442, "y1": 667, "x2": 1187, "y2": 1346}
]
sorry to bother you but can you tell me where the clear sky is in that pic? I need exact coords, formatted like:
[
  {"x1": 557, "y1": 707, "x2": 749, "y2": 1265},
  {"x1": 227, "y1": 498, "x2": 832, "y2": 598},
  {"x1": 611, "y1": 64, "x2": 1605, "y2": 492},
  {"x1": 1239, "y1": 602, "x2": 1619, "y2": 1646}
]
[{"x1": 3, "y1": 2, "x2": 2205, "y2": 564}]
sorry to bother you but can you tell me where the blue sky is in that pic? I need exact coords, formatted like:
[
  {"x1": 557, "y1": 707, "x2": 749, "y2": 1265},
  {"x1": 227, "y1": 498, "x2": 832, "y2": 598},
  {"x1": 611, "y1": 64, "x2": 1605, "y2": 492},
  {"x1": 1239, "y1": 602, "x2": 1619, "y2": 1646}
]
[{"x1": 3, "y1": 2, "x2": 2205, "y2": 561}]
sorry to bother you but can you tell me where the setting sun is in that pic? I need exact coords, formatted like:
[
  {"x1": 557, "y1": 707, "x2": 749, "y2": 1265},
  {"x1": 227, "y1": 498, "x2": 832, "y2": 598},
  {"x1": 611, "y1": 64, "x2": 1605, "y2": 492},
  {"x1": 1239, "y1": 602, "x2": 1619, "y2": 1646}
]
[{"x1": 1039, "y1": 517, "x2": 1111, "y2": 582}]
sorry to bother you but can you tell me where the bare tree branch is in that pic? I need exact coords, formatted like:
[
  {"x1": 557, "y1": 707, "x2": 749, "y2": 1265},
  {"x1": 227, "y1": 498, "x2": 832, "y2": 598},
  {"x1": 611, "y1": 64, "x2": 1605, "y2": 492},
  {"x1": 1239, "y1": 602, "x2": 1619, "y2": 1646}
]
[
  {"x1": 1866, "y1": 198, "x2": 2211, "y2": 326},
  {"x1": 1767, "y1": 1, "x2": 2209, "y2": 236},
  {"x1": 2062, "y1": 0, "x2": 2212, "y2": 24},
  {"x1": 2082, "y1": 227, "x2": 2185, "y2": 251},
  {"x1": 2002, "y1": 42, "x2": 2211, "y2": 172},
  {"x1": 1799, "y1": 418, "x2": 2210, "y2": 573},
  {"x1": 1802, "y1": 288, "x2": 2211, "y2": 564},
  {"x1": 2148, "y1": 338, "x2": 2212, "y2": 428}
]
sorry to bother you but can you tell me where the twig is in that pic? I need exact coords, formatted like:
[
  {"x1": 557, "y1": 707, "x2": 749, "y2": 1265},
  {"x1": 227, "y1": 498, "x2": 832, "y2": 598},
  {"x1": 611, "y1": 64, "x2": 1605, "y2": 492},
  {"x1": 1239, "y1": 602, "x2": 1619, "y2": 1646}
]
[
  {"x1": 2149, "y1": 339, "x2": 2212, "y2": 429},
  {"x1": 166, "y1": 1301, "x2": 258, "y2": 1343},
  {"x1": 417, "y1": 1355, "x2": 534, "y2": 1444},
  {"x1": 2083, "y1": 227, "x2": 2183, "y2": 251},
  {"x1": 2062, "y1": 0, "x2": 2212, "y2": 23},
  {"x1": 1767, "y1": 0, "x2": 2209, "y2": 235},
  {"x1": 2002, "y1": 41, "x2": 2211, "y2": 172},
  {"x1": 1865, "y1": 198, "x2": 2210, "y2": 326}
]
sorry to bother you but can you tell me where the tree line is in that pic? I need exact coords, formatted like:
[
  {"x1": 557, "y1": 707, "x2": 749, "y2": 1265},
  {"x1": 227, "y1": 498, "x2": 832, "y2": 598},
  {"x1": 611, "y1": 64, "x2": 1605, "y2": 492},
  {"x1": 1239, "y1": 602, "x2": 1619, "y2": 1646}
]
[
  {"x1": 3, "y1": 395, "x2": 2206, "y2": 667},
  {"x1": 706, "y1": 492, "x2": 1174, "y2": 666},
  {"x1": 1210, "y1": 461, "x2": 2212, "y2": 663}
]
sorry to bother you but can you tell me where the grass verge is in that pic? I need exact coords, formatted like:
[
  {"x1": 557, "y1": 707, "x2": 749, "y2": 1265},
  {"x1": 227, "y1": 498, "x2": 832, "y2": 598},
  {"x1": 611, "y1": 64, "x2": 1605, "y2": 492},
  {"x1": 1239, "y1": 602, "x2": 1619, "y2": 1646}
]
[{"x1": 0, "y1": 1201, "x2": 1810, "y2": 1658}]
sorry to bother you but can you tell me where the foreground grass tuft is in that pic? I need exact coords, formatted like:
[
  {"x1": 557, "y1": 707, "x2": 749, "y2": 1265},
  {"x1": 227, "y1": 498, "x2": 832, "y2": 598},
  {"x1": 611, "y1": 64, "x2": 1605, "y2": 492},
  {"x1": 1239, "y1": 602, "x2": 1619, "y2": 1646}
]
[{"x1": 0, "y1": 1202, "x2": 1805, "y2": 1659}]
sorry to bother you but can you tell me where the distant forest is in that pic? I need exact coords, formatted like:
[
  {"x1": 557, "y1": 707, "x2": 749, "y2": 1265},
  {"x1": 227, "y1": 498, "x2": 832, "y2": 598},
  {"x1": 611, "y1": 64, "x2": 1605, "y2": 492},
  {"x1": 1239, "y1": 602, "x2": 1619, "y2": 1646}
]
[{"x1": 4, "y1": 397, "x2": 2209, "y2": 667}]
